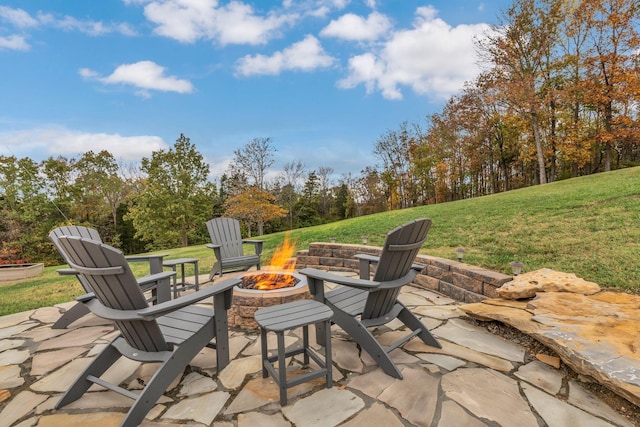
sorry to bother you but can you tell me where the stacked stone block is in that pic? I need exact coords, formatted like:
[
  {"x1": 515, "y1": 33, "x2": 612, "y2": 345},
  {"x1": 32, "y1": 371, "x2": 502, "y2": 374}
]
[{"x1": 295, "y1": 242, "x2": 513, "y2": 303}]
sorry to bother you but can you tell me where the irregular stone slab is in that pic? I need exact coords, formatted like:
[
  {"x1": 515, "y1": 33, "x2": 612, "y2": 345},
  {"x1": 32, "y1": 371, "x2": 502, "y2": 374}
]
[
  {"x1": 434, "y1": 318, "x2": 525, "y2": 362},
  {"x1": 417, "y1": 353, "x2": 466, "y2": 371},
  {"x1": 398, "y1": 292, "x2": 433, "y2": 307},
  {"x1": 178, "y1": 372, "x2": 218, "y2": 396},
  {"x1": 536, "y1": 353, "x2": 561, "y2": 369},
  {"x1": 0, "y1": 339, "x2": 24, "y2": 352},
  {"x1": 497, "y1": 268, "x2": 600, "y2": 299},
  {"x1": 413, "y1": 305, "x2": 465, "y2": 319},
  {"x1": 238, "y1": 411, "x2": 291, "y2": 427},
  {"x1": 225, "y1": 370, "x2": 327, "y2": 414},
  {"x1": 360, "y1": 346, "x2": 420, "y2": 367},
  {"x1": 0, "y1": 364, "x2": 23, "y2": 388},
  {"x1": 0, "y1": 389, "x2": 10, "y2": 404},
  {"x1": 0, "y1": 390, "x2": 48, "y2": 426},
  {"x1": 189, "y1": 347, "x2": 217, "y2": 372},
  {"x1": 13, "y1": 416, "x2": 37, "y2": 427},
  {"x1": 132, "y1": 362, "x2": 181, "y2": 393},
  {"x1": 66, "y1": 391, "x2": 137, "y2": 410},
  {"x1": 31, "y1": 307, "x2": 65, "y2": 324},
  {"x1": 90, "y1": 357, "x2": 141, "y2": 392},
  {"x1": 36, "y1": 326, "x2": 113, "y2": 351},
  {"x1": 218, "y1": 354, "x2": 262, "y2": 389},
  {"x1": 0, "y1": 311, "x2": 32, "y2": 329},
  {"x1": 0, "y1": 349, "x2": 29, "y2": 366},
  {"x1": 162, "y1": 391, "x2": 229, "y2": 425},
  {"x1": 405, "y1": 339, "x2": 514, "y2": 372},
  {"x1": 406, "y1": 288, "x2": 456, "y2": 305},
  {"x1": 341, "y1": 402, "x2": 404, "y2": 427},
  {"x1": 281, "y1": 388, "x2": 364, "y2": 427},
  {"x1": 0, "y1": 322, "x2": 37, "y2": 339},
  {"x1": 31, "y1": 358, "x2": 93, "y2": 392},
  {"x1": 17, "y1": 326, "x2": 66, "y2": 342},
  {"x1": 462, "y1": 291, "x2": 640, "y2": 407},
  {"x1": 442, "y1": 368, "x2": 538, "y2": 427},
  {"x1": 377, "y1": 366, "x2": 439, "y2": 427},
  {"x1": 522, "y1": 383, "x2": 615, "y2": 427},
  {"x1": 438, "y1": 400, "x2": 488, "y2": 427},
  {"x1": 567, "y1": 380, "x2": 635, "y2": 427},
  {"x1": 36, "y1": 412, "x2": 126, "y2": 427},
  {"x1": 347, "y1": 367, "x2": 397, "y2": 398},
  {"x1": 515, "y1": 360, "x2": 563, "y2": 395},
  {"x1": 332, "y1": 339, "x2": 363, "y2": 373},
  {"x1": 31, "y1": 347, "x2": 87, "y2": 377}
]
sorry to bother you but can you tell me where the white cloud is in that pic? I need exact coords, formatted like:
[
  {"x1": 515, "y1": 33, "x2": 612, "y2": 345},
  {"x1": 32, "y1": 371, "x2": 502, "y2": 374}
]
[
  {"x1": 50, "y1": 15, "x2": 137, "y2": 36},
  {"x1": 320, "y1": 11, "x2": 391, "y2": 41},
  {"x1": 0, "y1": 6, "x2": 38, "y2": 28},
  {"x1": 235, "y1": 35, "x2": 335, "y2": 76},
  {"x1": 337, "y1": 6, "x2": 490, "y2": 100},
  {"x1": 142, "y1": 0, "x2": 297, "y2": 45},
  {"x1": 0, "y1": 6, "x2": 135, "y2": 37},
  {"x1": 0, "y1": 35, "x2": 30, "y2": 51},
  {"x1": 1, "y1": 128, "x2": 169, "y2": 161},
  {"x1": 83, "y1": 61, "x2": 194, "y2": 97}
]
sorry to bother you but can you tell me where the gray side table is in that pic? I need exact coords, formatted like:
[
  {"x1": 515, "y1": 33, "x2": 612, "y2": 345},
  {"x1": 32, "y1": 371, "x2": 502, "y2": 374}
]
[
  {"x1": 254, "y1": 299, "x2": 334, "y2": 405},
  {"x1": 162, "y1": 258, "x2": 199, "y2": 298}
]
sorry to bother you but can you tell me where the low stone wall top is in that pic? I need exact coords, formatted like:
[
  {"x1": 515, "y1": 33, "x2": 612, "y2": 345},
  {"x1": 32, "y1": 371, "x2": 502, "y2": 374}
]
[{"x1": 295, "y1": 242, "x2": 513, "y2": 303}]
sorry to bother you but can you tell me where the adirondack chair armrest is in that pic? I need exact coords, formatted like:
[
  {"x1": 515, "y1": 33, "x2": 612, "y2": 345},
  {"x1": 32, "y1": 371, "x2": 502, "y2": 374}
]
[
  {"x1": 299, "y1": 268, "x2": 381, "y2": 297},
  {"x1": 137, "y1": 271, "x2": 176, "y2": 288},
  {"x1": 138, "y1": 277, "x2": 241, "y2": 320},
  {"x1": 57, "y1": 267, "x2": 79, "y2": 276},
  {"x1": 355, "y1": 254, "x2": 380, "y2": 264},
  {"x1": 205, "y1": 243, "x2": 223, "y2": 261},
  {"x1": 76, "y1": 294, "x2": 144, "y2": 321},
  {"x1": 242, "y1": 239, "x2": 264, "y2": 255},
  {"x1": 355, "y1": 254, "x2": 380, "y2": 279},
  {"x1": 124, "y1": 254, "x2": 167, "y2": 263}
]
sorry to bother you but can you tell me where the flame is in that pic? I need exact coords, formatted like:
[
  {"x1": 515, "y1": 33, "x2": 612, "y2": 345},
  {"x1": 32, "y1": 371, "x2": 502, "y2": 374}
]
[{"x1": 242, "y1": 234, "x2": 297, "y2": 290}]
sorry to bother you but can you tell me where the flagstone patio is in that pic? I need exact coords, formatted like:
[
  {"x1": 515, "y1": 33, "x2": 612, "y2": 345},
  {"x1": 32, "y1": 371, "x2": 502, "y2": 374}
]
[{"x1": 0, "y1": 271, "x2": 638, "y2": 427}]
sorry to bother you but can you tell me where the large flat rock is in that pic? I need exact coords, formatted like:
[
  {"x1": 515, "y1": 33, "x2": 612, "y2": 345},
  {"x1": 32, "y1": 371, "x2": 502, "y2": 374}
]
[{"x1": 461, "y1": 291, "x2": 640, "y2": 407}]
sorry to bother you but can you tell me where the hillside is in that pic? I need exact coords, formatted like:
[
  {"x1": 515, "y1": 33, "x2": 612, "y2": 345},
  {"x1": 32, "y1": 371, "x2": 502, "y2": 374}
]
[{"x1": 1, "y1": 166, "x2": 638, "y2": 316}]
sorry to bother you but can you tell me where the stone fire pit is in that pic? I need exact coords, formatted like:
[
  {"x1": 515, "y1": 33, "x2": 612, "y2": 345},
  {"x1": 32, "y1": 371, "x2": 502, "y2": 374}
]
[{"x1": 228, "y1": 270, "x2": 311, "y2": 329}]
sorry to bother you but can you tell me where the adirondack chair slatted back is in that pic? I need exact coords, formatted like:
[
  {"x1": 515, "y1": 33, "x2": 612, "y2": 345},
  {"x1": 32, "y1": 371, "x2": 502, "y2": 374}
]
[
  {"x1": 49, "y1": 226, "x2": 104, "y2": 294},
  {"x1": 57, "y1": 235, "x2": 170, "y2": 352},
  {"x1": 362, "y1": 218, "x2": 431, "y2": 319},
  {"x1": 207, "y1": 218, "x2": 245, "y2": 259}
]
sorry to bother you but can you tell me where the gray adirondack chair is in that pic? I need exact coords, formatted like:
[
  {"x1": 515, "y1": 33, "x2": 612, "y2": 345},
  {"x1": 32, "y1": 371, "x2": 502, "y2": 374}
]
[
  {"x1": 206, "y1": 217, "x2": 263, "y2": 280},
  {"x1": 54, "y1": 235, "x2": 238, "y2": 427},
  {"x1": 299, "y1": 218, "x2": 441, "y2": 379},
  {"x1": 49, "y1": 225, "x2": 171, "y2": 329}
]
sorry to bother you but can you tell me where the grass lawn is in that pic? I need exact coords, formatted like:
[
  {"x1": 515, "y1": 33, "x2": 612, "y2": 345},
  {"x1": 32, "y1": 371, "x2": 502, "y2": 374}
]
[{"x1": 1, "y1": 166, "x2": 639, "y2": 316}]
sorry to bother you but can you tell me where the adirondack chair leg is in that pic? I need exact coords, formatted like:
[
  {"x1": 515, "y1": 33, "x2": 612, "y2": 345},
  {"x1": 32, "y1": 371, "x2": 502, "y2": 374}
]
[
  {"x1": 209, "y1": 261, "x2": 222, "y2": 281},
  {"x1": 56, "y1": 341, "x2": 122, "y2": 408},
  {"x1": 397, "y1": 305, "x2": 441, "y2": 349},
  {"x1": 330, "y1": 305, "x2": 403, "y2": 379},
  {"x1": 51, "y1": 302, "x2": 91, "y2": 329},
  {"x1": 122, "y1": 320, "x2": 216, "y2": 427},
  {"x1": 213, "y1": 293, "x2": 231, "y2": 370}
]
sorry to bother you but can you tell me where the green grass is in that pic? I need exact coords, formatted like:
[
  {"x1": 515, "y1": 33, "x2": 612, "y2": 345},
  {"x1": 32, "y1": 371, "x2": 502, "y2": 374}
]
[{"x1": 2, "y1": 166, "x2": 639, "y2": 316}]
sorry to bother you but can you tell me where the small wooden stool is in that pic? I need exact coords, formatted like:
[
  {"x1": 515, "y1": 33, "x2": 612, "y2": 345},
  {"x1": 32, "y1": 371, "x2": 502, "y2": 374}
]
[
  {"x1": 254, "y1": 299, "x2": 333, "y2": 405},
  {"x1": 162, "y1": 258, "x2": 199, "y2": 298}
]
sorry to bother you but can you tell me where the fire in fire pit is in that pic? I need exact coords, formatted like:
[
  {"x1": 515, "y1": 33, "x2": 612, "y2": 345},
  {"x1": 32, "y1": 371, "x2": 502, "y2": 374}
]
[
  {"x1": 229, "y1": 234, "x2": 311, "y2": 330},
  {"x1": 238, "y1": 234, "x2": 298, "y2": 291},
  {"x1": 240, "y1": 272, "x2": 299, "y2": 290}
]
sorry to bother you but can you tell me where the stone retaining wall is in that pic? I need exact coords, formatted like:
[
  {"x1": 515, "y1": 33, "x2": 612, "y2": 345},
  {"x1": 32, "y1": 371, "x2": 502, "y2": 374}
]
[{"x1": 295, "y1": 242, "x2": 513, "y2": 303}]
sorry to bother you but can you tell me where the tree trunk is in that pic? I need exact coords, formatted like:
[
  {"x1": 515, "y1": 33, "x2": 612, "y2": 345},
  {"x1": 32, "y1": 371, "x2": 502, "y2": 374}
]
[{"x1": 531, "y1": 110, "x2": 547, "y2": 184}]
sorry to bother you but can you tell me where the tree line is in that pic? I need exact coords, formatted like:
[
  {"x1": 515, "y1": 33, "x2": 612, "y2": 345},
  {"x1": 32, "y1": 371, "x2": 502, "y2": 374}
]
[{"x1": 1, "y1": 0, "x2": 638, "y2": 264}]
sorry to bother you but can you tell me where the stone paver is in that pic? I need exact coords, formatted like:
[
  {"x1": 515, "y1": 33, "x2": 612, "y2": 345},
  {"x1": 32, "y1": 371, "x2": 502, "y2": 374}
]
[
  {"x1": 281, "y1": 388, "x2": 364, "y2": 427},
  {"x1": 0, "y1": 276, "x2": 637, "y2": 427}
]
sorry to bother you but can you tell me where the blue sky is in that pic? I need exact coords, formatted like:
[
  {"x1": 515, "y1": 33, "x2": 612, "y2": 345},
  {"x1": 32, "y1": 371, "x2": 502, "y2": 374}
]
[{"x1": 0, "y1": 0, "x2": 509, "y2": 182}]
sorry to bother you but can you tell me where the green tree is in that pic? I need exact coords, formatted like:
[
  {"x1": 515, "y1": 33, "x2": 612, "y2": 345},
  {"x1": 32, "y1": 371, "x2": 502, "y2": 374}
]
[{"x1": 125, "y1": 134, "x2": 215, "y2": 249}]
